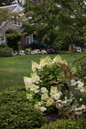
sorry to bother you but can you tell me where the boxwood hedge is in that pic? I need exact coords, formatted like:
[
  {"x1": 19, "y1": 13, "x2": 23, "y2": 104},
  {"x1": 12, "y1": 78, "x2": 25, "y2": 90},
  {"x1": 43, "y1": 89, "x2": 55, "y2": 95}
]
[{"x1": 0, "y1": 87, "x2": 46, "y2": 129}]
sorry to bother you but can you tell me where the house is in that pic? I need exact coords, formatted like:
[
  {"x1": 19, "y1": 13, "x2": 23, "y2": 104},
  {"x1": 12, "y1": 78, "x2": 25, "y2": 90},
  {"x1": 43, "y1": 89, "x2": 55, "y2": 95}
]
[{"x1": 0, "y1": 4, "x2": 33, "y2": 45}]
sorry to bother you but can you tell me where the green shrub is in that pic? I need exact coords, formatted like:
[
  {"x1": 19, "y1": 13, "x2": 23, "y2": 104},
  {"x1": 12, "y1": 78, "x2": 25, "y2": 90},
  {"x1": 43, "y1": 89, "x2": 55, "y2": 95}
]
[
  {"x1": 39, "y1": 119, "x2": 86, "y2": 129},
  {"x1": 0, "y1": 47, "x2": 13, "y2": 57},
  {"x1": 24, "y1": 55, "x2": 86, "y2": 117},
  {"x1": 73, "y1": 56, "x2": 86, "y2": 80},
  {"x1": 24, "y1": 56, "x2": 72, "y2": 112},
  {"x1": 0, "y1": 87, "x2": 46, "y2": 129},
  {"x1": 0, "y1": 44, "x2": 6, "y2": 48},
  {"x1": 6, "y1": 29, "x2": 21, "y2": 50}
]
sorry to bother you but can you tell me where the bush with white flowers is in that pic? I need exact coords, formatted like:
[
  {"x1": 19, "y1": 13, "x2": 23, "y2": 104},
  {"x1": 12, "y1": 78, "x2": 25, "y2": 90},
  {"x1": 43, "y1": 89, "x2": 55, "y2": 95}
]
[
  {"x1": 19, "y1": 50, "x2": 25, "y2": 55},
  {"x1": 12, "y1": 51, "x2": 18, "y2": 56},
  {"x1": 24, "y1": 55, "x2": 86, "y2": 117},
  {"x1": 31, "y1": 49, "x2": 47, "y2": 55},
  {"x1": 41, "y1": 50, "x2": 47, "y2": 54}
]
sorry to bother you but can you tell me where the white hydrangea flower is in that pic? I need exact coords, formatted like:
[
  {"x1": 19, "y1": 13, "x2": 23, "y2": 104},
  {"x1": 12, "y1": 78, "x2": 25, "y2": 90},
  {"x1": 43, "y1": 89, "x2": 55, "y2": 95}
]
[
  {"x1": 71, "y1": 79, "x2": 77, "y2": 86},
  {"x1": 32, "y1": 61, "x2": 39, "y2": 72},
  {"x1": 55, "y1": 100, "x2": 63, "y2": 109},
  {"x1": 81, "y1": 104, "x2": 86, "y2": 110},
  {"x1": 75, "y1": 104, "x2": 86, "y2": 112},
  {"x1": 75, "y1": 111, "x2": 82, "y2": 115},
  {"x1": 41, "y1": 87, "x2": 48, "y2": 93},
  {"x1": 53, "y1": 92, "x2": 62, "y2": 100},
  {"x1": 70, "y1": 103, "x2": 86, "y2": 115},
  {"x1": 38, "y1": 102, "x2": 42, "y2": 106},
  {"x1": 24, "y1": 76, "x2": 33, "y2": 89},
  {"x1": 52, "y1": 55, "x2": 62, "y2": 63},
  {"x1": 34, "y1": 104, "x2": 40, "y2": 109},
  {"x1": 80, "y1": 98, "x2": 82, "y2": 101},
  {"x1": 25, "y1": 84, "x2": 31, "y2": 90},
  {"x1": 62, "y1": 59, "x2": 68, "y2": 65},
  {"x1": 34, "y1": 90, "x2": 39, "y2": 93},
  {"x1": 71, "y1": 67, "x2": 77, "y2": 73},
  {"x1": 77, "y1": 81, "x2": 84, "y2": 89},
  {"x1": 31, "y1": 72, "x2": 40, "y2": 84},
  {"x1": 41, "y1": 93, "x2": 49, "y2": 100},
  {"x1": 39, "y1": 106, "x2": 47, "y2": 112},
  {"x1": 29, "y1": 83, "x2": 39, "y2": 93},
  {"x1": 26, "y1": 94, "x2": 33, "y2": 100},
  {"x1": 71, "y1": 103, "x2": 78, "y2": 112},
  {"x1": 50, "y1": 86, "x2": 58, "y2": 98},
  {"x1": 80, "y1": 87, "x2": 86, "y2": 93},
  {"x1": 46, "y1": 98, "x2": 54, "y2": 106},
  {"x1": 39, "y1": 56, "x2": 52, "y2": 68},
  {"x1": 34, "y1": 102, "x2": 43, "y2": 110},
  {"x1": 62, "y1": 97, "x2": 72, "y2": 106},
  {"x1": 24, "y1": 76, "x2": 32, "y2": 85}
]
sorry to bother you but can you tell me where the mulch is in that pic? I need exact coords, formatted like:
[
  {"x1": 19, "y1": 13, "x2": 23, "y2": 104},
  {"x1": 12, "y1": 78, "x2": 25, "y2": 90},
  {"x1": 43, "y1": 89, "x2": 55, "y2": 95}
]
[
  {"x1": 45, "y1": 112, "x2": 86, "y2": 124},
  {"x1": 45, "y1": 112, "x2": 62, "y2": 123}
]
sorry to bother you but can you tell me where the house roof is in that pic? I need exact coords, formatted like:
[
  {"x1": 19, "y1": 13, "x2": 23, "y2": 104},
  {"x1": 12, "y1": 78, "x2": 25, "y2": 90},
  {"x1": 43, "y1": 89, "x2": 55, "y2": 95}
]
[
  {"x1": 0, "y1": 4, "x2": 23, "y2": 29},
  {"x1": 0, "y1": 4, "x2": 21, "y2": 12}
]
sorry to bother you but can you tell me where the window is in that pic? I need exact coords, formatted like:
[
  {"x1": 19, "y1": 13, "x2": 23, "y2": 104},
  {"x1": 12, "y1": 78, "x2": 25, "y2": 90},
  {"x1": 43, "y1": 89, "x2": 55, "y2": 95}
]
[
  {"x1": 1, "y1": 37, "x2": 4, "y2": 41},
  {"x1": 26, "y1": 35, "x2": 33, "y2": 44},
  {"x1": 26, "y1": 36, "x2": 30, "y2": 44},
  {"x1": 0, "y1": 36, "x2": 5, "y2": 44}
]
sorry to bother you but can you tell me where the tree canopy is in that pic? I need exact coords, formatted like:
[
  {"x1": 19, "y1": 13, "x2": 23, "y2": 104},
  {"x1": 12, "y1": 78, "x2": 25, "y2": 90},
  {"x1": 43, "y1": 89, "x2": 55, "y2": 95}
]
[
  {"x1": 22, "y1": 0, "x2": 86, "y2": 49},
  {"x1": 0, "y1": 0, "x2": 16, "y2": 6}
]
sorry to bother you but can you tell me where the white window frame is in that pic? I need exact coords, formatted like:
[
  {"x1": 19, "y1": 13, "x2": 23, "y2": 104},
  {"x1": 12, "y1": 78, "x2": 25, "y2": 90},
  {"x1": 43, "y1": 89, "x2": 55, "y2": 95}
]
[
  {"x1": 26, "y1": 36, "x2": 30, "y2": 44},
  {"x1": 0, "y1": 36, "x2": 6, "y2": 44}
]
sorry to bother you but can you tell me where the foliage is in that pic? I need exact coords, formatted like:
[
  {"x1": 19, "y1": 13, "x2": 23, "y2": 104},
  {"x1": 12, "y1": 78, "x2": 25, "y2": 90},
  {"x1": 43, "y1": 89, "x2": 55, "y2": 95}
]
[
  {"x1": 23, "y1": 0, "x2": 86, "y2": 49},
  {"x1": 0, "y1": 7, "x2": 23, "y2": 23},
  {"x1": 39, "y1": 119, "x2": 86, "y2": 129},
  {"x1": 0, "y1": 87, "x2": 46, "y2": 129},
  {"x1": 25, "y1": 48, "x2": 32, "y2": 52},
  {"x1": 0, "y1": 53, "x2": 85, "y2": 91},
  {"x1": 0, "y1": 0, "x2": 16, "y2": 6},
  {"x1": 0, "y1": 44, "x2": 6, "y2": 48},
  {"x1": 21, "y1": 43, "x2": 30, "y2": 50},
  {"x1": 73, "y1": 56, "x2": 86, "y2": 83},
  {"x1": 24, "y1": 55, "x2": 86, "y2": 116},
  {"x1": 30, "y1": 41, "x2": 40, "y2": 50},
  {"x1": 0, "y1": 46, "x2": 13, "y2": 57},
  {"x1": 0, "y1": 8, "x2": 24, "y2": 42},
  {"x1": 0, "y1": 8, "x2": 11, "y2": 21},
  {"x1": 6, "y1": 29, "x2": 21, "y2": 50},
  {"x1": 61, "y1": 34, "x2": 85, "y2": 50},
  {"x1": 17, "y1": 41, "x2": 21, "y2": 45},
  {"x1": 46, "y1": 46, "x2": 58, "y2": 54}
]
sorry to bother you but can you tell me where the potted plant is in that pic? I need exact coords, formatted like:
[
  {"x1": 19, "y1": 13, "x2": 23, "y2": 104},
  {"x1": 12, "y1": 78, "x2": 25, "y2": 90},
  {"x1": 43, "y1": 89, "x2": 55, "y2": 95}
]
[
  {"x1": 17, "y1": 41, "x2": 21, "y2": 51},
  {"x1": 25, "y1": 48, "x2": 31, "y2": 55}
]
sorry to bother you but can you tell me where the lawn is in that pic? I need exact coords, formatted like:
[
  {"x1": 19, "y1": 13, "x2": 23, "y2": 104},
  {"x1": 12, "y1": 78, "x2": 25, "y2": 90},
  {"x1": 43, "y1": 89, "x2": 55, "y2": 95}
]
[{"x1": 0, "y1": 53, "x2": 85, "y2": 91}]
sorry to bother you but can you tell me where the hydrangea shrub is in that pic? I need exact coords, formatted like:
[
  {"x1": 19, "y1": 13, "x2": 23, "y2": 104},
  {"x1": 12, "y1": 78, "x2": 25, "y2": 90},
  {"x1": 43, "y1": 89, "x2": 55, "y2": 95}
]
[{"x1": 24, "y1": 55, "x2": 86, "y2": 117}]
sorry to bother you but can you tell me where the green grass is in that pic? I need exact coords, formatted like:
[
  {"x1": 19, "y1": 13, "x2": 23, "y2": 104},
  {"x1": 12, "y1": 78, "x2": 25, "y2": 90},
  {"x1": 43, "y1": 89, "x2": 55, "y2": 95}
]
[{"x1": 0, "y1": 53, "x2": 85, "y2": 91}]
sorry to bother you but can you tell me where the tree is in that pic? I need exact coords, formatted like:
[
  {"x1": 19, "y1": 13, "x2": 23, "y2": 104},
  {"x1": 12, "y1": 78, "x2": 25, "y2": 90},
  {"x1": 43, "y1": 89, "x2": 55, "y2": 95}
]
[
  {"x1": 22, "y1": 0, "x2": 86, "y2": 50},
  {"x1": 0, "y1": 1, "x2": 27, "y2": 50},
  {"x1": 0, "y1": 0, "x2": 16, "y2": 6},
  {"x1": 6, "y1": 29, "x2": 21, "y2": 50}
]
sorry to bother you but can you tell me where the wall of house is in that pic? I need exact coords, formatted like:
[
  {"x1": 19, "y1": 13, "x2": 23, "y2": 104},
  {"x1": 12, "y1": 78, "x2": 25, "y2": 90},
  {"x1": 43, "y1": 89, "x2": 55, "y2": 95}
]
[
  {"x1": 20, "y1": 35, "x2": 26, "y2": 45},
  {"x1": 21, "y1": 35, "x2": 33, "y2": 45},
  {"x1": 0, "y1": 21, "x2": 22, "y2": 45}
]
